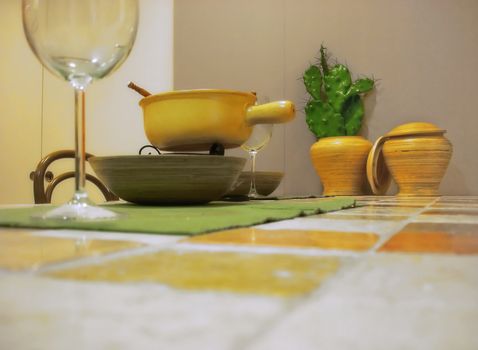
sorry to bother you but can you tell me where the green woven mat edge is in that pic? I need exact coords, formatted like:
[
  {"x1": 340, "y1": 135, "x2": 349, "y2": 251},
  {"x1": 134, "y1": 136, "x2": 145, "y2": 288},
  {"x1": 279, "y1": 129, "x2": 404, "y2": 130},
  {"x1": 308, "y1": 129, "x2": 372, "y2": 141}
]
[{"x1": 0, "y1": 197, "x2": 356, "y2": 236}]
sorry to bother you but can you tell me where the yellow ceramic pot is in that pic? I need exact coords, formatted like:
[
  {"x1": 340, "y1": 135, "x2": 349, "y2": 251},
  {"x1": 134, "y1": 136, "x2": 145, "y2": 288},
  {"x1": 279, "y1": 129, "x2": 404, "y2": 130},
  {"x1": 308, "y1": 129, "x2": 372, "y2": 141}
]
[
  {"x1": 367, "y1": 122, "x2": 453, "y2": 196},
  {"x1": 310, "y1": 136, "x2": 372, "y2": 196},
  {"x1": 139, "y1": 89, "x2": 295, "y2": 151}
]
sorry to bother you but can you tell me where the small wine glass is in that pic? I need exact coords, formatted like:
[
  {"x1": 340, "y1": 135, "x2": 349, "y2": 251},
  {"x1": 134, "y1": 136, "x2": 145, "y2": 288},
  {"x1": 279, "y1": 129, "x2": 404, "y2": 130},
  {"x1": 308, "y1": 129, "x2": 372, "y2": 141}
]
[
  {"x1": 240, "y1": 123, "x2": 273, "y2": 199},
  {"x1": 22, "y1": 0, "x2": 138, "y2": 220}
]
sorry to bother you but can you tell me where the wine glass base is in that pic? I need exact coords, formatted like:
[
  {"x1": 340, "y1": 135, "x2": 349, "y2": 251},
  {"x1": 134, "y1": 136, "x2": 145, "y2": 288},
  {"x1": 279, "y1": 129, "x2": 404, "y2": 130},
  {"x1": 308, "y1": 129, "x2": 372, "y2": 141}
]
[
  {"x1": 36, "y1": 192, "x2": 119, "y2": 221},
  {"x1": 247, "y1": 190, "x2": 270, "y2": 200},
  {"x1": 39, "y1": 203, "x2": 119, "y2": 221}
]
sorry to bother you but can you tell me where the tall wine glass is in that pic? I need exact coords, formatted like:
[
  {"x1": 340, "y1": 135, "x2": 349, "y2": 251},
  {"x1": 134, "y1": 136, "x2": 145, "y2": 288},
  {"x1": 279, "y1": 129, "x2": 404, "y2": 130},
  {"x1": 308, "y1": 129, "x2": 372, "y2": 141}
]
[
  {"x1": 22, "y1": 0, "x2": 138, "y2": 220},
  {"x1": 241, "y1": 124, "x2": 273, "y2": 198}
]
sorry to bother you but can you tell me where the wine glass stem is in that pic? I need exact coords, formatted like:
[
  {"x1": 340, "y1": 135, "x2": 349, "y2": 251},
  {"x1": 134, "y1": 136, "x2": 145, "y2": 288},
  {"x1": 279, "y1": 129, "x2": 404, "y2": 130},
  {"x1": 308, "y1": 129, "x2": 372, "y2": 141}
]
[
  {"x1": 73, "y1": 87, "x2": 87, "y2": 200},
  {"x1": 249, "y1": 150, "x2": 258, "y2": 197}
]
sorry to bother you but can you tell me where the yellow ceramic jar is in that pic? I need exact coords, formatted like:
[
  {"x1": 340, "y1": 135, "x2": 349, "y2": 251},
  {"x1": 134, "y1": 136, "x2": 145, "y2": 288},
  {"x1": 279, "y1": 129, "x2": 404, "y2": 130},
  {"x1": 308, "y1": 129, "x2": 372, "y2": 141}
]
[{"x1": 368, "y1": 122, "x2": 453, "y2": 196}]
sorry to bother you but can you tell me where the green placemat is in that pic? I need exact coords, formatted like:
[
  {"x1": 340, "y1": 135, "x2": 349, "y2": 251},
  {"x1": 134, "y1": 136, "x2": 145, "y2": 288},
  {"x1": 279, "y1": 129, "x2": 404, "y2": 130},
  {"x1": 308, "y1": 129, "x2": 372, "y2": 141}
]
[{"x1": 0, "y1": 197, "x2": 355, "y2": 236}]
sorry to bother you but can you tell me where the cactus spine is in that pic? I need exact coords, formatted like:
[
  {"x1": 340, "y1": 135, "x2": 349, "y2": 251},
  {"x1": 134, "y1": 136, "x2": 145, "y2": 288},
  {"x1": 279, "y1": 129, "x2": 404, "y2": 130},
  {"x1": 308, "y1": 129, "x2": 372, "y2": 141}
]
[{"x1": 303, "y1": 45, "x2": 374, "y2": 139}]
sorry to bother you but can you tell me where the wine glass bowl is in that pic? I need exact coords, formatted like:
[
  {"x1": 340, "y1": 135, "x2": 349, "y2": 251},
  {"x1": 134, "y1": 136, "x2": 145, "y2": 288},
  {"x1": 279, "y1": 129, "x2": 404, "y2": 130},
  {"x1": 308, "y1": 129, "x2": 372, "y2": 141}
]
[
  {"x1": 22, "y1": 0, "x2": 138, "y2": 87},
  {"x1": 22, "y1": 0, "x2": 139, "y2": 220}
]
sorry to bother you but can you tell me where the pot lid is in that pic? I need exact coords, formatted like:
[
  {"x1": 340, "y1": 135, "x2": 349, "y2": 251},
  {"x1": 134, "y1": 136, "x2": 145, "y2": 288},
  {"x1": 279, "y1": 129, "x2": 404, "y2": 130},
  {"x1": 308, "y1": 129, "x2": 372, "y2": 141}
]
[
  {"x1": 366, "y1": 136, "x2": 392, "y2": 195},
  {"x1": 386, "y1": 122, "x2": 446, "y2": 137}
]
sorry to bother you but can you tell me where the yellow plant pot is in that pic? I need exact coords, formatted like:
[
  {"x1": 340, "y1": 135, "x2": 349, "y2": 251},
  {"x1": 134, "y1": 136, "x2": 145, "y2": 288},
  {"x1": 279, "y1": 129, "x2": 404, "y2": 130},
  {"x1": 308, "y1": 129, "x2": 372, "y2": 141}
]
[{"x1": 310, "y1": 136, "x2": 372, "y2": 196}]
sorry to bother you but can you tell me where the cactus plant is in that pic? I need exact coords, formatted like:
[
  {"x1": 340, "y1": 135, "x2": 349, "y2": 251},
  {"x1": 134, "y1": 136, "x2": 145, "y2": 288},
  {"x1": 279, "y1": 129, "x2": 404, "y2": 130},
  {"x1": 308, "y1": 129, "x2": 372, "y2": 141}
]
[{"x1": 303, "y1": 45, "x2": 374, "y2": 139}]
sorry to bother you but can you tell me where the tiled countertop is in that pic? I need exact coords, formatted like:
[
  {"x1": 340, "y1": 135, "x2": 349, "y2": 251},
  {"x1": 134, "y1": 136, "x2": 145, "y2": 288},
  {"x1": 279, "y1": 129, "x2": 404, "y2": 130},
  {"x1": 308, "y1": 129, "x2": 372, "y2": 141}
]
[{"x1": 1, "y1": 196, "x2": 477, "y2": 349}]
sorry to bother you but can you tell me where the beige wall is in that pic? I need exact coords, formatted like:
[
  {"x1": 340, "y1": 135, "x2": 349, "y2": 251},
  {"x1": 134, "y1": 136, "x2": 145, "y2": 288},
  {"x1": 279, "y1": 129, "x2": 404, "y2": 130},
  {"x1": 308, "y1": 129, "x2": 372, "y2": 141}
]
[
  {"x1": 174, "y1": 0, "x2": 478, "y2": 196},
  {"x1": 0, "y1": 0, "x2": 43, "y2": 204},
  {"x1": 0, "y1": 0, "x2": 173, "y2": 204}
]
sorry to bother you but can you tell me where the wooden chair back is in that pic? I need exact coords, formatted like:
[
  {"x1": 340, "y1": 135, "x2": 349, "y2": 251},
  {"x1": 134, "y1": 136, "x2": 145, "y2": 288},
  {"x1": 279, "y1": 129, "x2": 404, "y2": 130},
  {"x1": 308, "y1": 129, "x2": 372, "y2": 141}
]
[{"x1": 30, "y1": 150, "x2": 118, "y2": 204}]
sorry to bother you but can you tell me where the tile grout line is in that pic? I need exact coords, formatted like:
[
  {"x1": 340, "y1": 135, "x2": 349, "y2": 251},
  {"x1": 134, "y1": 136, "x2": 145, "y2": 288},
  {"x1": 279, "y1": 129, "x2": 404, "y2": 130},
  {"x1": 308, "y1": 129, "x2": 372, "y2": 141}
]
[{"x1": 367, "y1": 197, "x2": 440, "y2": 253}]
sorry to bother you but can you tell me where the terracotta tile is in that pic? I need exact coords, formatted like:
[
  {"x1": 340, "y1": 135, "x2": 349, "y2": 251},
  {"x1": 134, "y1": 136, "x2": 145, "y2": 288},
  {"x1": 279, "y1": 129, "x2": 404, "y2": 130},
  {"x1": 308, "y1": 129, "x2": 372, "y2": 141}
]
[
  {"x1": 379, "y1": 223, "x2": 478, "y2": 254},
  {"x1": 0, "y1": 231, "x2": 142, "y2": 270},
  {"x1": 422, "y1": 209, "x2": 478, "y2": 216},
  {"x1": 397, "y1": 222, "x2": 478, "y2": 234},
  {"x1": 333, "y1": 206, "x2": 419, "y2": 216},
  {"x1": 354, "y1": 196, "x2": 386, "y2": 200},
  {"x1": 415, "y1": 207, "x2": 478, "y2": 224},
  {"x1": 413, "y1": 214, "x2": 478, "y2": 224},
  {"x1": 439, "y1": 196, "x2": 478, "y2": 201},
  {"x1": 437, "y1": 199, "x2": 478, "y2": 205},
  {"x1": 380, "y1": 197, "x2": 437, "y2": 202},
  {"x1": 431, "y1": 203, "x2": 478, "y2": 209},
  {"x1": 48, "y1": 250, "x2": 342, "y2": 297},
  {"x1": 185, "y1": 228, "x2": 379, "y2": 251},
  {"x1": 354, "y1": 201, "x2": 386, "y2": 207},
  {"x1": 354, "y1": 200, "x2": 386, "y2": 206},
  {"x1": 258, "y1": 217, "x2": 403, "y2": 236},
  {"x1": 359, "y1": 203, "x2": 429, "y2": 208},
  {"x1": 377, "y1": 201, "x2": 435, "y2": 207},
  {"x1": 319, "y1": 214, "x2": 408, "y2": 221},
  {"x1": 356, "y1": 195, "x2": 433, "y2": 203}
]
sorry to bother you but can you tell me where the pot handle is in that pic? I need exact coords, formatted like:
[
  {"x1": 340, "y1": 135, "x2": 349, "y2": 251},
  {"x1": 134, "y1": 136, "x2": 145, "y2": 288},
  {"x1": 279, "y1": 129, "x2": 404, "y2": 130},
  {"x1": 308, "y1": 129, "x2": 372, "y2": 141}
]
[
  {"x1": 245, "y1": 101, "x2": 295, "y2": 125},
  {"x1": 366, "y1": 136, "x2": 392, "y2": 195}
]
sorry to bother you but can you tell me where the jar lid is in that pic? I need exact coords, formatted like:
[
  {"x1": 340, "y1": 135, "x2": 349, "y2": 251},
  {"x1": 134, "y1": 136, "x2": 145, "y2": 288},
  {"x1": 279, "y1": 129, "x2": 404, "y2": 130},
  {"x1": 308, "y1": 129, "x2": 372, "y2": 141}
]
[
  {"x1": 366, "y1": 136, "x2": 392, "y2": 195},
  {"x1": 386, "y1": 122, "x2": 446, "y2": 137}
]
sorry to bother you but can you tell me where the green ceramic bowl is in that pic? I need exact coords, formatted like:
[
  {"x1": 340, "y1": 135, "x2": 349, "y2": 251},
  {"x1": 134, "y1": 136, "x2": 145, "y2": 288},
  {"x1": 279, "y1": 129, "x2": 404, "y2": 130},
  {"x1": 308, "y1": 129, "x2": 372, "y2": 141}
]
[{"x1": 89, "y1": 155, "x2": 246, "y2": 205}]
